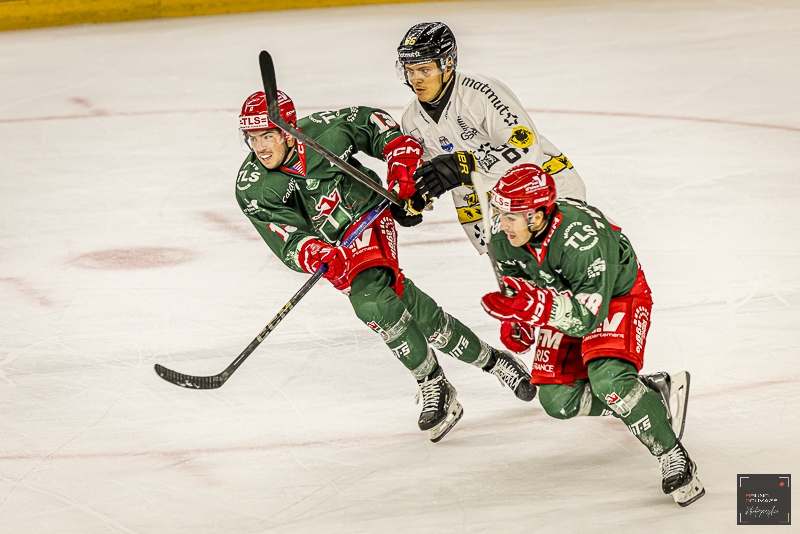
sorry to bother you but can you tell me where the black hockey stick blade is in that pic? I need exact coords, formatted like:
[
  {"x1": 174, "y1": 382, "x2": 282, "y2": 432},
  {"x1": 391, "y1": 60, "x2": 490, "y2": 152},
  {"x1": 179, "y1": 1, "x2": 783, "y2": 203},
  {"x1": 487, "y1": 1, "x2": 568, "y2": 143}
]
[
  {"x1": 152, "y1": 198, "x2": 388, "y2": 391},
  {"x1": 154, "y1": 363, "x2": 230, "y2": 389},
  {"x1": 152, "y1": 282, "x2": 313, "y2": 390},
  {"x1": 258, "y1": 50, "x2": 405, "y2": 209}
]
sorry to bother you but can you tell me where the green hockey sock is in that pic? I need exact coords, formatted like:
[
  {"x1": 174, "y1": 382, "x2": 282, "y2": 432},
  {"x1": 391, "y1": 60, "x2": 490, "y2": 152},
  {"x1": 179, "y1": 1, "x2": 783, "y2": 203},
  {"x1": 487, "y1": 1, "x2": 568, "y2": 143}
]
[
  {"x1": 400, "y1": 277, "x2": 492, "y2": 367},
  {"x1": 587, "y1": 358, "x2": 677, "y2": 456},
  {"x1": 348, "y1": 268, "x2": 430, "y2": 372}
]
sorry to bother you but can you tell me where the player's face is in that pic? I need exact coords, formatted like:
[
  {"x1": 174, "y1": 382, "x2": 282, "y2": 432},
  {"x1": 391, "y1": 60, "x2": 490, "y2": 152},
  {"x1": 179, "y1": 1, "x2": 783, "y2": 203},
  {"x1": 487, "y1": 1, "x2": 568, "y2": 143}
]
[
  {"x1": 246, "y1": 129, "x2": 289, "y2": 169},
  {"x1": 404, "y1": 61, "x2": 451, "y2": 102},
  {"x1": 498, "y1": 211, "x2": 533, "y2": 247}
]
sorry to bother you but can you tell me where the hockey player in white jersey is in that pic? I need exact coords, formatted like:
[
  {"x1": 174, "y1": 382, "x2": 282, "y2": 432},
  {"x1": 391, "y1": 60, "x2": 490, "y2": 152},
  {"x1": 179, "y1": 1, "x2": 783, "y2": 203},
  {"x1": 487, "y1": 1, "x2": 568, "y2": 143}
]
[{"x1": 394, "y1": 22, "x2": 587, "y2": 252}]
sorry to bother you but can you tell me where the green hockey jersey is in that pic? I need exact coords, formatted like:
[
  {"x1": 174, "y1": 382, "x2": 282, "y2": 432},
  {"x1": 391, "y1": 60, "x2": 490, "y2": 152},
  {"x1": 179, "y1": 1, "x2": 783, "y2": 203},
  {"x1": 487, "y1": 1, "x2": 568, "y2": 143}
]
[
  {"x1": 491, "y1": 199, "x2": 641, "y2": 337},
  {"x1": 235, "y1": 107, "x2": 404, "y2": 273}
]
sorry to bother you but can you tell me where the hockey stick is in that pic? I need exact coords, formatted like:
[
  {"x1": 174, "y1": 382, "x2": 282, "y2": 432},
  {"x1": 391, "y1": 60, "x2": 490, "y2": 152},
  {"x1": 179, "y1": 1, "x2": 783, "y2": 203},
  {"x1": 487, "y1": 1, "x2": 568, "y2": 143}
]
[
  {"x1": 259, "y1": 50, "x2": 407, "y2": 211},
  {"x1": 470, "y1": 171, "x2": 507, "y2": 291},
  {"x1": 154, "y1": 199, "x2": 390, "y2": 389},
  {"x1": 470, "y1": 171, "x2": 534, "y2": 344}
]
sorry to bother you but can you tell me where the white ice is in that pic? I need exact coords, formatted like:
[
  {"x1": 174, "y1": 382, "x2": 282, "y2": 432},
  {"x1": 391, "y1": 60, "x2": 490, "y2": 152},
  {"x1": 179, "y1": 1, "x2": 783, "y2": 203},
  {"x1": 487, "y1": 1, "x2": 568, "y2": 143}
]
[{"x1": 1, "y1": 1, "x2": 799, "y2": 532}]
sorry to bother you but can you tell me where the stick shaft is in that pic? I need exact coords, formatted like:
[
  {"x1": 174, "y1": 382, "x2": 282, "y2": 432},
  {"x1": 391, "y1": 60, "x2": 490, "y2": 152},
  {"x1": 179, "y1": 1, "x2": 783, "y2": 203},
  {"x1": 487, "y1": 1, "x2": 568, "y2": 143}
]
[{"x1": 259, "y1": 51, "x2": 405, "y2": 209}]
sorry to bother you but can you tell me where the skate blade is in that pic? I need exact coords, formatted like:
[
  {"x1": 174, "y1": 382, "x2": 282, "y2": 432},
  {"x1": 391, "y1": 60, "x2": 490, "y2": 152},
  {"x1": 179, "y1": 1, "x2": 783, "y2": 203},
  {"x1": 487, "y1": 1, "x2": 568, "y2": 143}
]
[
  {"x1": 429, "y1": 400, "x2": 464, "y2": 443},
  {"x1": 673, "y1": 474, "x2": 705, "y2": 507},
  {"x1": 669, "y1": 371, "x2": 690, "y2": 440}
]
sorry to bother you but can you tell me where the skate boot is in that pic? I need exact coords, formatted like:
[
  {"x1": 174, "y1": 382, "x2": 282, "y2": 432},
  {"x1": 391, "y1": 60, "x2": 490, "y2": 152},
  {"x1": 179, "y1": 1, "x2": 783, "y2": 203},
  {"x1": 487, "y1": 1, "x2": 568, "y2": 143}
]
[
  {"x1": 485, "y1": 349, "x2": 537, "y2": 402},
  {"x1": 640, "y1": 371, "x2": 690, "y2": 440},
  {"x1": 658, "y1": 441, "x2": 705, "y2": 507},
  {"x1": 415, "y1": 366, "x2": 463, "y2": 443}
]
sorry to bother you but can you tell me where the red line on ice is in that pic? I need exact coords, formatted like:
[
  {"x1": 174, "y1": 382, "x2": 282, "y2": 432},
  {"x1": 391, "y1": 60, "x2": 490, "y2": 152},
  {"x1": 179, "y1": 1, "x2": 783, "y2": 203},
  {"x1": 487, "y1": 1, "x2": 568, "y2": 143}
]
[{"x1": 1, "y1": 107, "x2": 798, "y2": 133}]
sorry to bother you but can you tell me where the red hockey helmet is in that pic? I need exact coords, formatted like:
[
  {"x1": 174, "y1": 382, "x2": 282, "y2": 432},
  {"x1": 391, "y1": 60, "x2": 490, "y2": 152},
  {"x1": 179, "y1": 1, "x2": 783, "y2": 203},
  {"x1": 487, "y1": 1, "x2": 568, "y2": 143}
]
[
  {"x1": 238, "y1": 90, "x2": 296, "y2": 132},
  {"x1": 491, "y1": 163, "x2": 557, "y2": 217}
]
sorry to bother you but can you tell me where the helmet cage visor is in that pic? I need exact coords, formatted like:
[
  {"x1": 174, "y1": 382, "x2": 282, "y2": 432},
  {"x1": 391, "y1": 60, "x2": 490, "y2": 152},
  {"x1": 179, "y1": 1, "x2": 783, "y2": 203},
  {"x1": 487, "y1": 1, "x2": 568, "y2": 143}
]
[{"x1": 395, "y1": 51, "x2": 456, "y2": 84}]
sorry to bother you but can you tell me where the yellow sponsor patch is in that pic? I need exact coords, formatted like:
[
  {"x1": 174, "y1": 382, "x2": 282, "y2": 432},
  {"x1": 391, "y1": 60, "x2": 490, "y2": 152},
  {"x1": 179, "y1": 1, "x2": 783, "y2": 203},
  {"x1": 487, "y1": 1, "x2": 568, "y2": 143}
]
[
  {"x1": 457, "y1": 205, "x2": 483, "y2": 224},
  {"x1": 542, "y1": 154, "x2": 574, "y2": 175},
  {"x1": 456, "y1": 186, "x2": 489, "y2": 224},
  {"x1": 508, "y1": 126, "x2": 534, "y2": 149}
]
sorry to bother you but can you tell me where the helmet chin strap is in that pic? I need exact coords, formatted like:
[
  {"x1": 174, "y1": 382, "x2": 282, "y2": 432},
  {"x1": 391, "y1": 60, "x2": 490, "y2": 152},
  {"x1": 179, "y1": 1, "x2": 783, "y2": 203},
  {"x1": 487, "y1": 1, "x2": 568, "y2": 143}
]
[
  {"x1": 277, "y1": 138, "x2": 296, "y2": 168},
  {"x1": 525, "y1": 210, "x2": 538, "y2": 233},
  {"x1": 526, "y1": 210, "x2": 551, "y2": 243}
]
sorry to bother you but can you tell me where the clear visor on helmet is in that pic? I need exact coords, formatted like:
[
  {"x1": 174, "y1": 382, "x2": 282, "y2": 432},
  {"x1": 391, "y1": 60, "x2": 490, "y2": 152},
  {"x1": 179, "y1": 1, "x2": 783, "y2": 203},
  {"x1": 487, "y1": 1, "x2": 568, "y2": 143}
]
[
  {"x1": 239, "y1": 128, "x2": 252, "y2": 152},
  {"x1": 395, "y1": 55, "x2": 454, "y2": 83},
  {"x1": 240, "y1": 126, "x2": 286, "y2": 152},
  {"x1": 493, "y1": 208, "x2": 537, "y2": 236}
]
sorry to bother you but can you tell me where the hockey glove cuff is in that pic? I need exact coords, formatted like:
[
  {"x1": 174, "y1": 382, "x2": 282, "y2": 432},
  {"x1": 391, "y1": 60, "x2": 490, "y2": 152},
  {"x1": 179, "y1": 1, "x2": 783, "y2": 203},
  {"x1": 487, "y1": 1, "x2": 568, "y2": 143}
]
[
  {"x1": 298, "y1": 238, "x2": 351, "y2": 280},
  {"x1": 414, "y1": 151, "x2": 476, "y2": 198},
  {"x1": 500, "y1": 321, "x2": 536, "y2": 354},
  {"x1": 383, "y1": 135, "x2": 423, "y2": 200},
  {"x1": 481, "y1": 276, "x2": 554, "y2": 325}
]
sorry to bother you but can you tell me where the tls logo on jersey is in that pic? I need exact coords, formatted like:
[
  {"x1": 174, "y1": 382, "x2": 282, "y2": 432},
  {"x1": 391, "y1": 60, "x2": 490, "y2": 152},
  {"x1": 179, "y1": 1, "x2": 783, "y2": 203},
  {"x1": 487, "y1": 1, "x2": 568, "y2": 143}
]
[
  {"x1": 312, "y1": 189, "x2": 341, "y2": 221},
  {"x1": 439, "y1": 136, "x2": 454, "y2": 152},
  {"x1": 508, "y1": 126, "x2": 534, "y2": 149},
  {"x1": 563, "y1": 222, "x2": 599, "y2": 251}
]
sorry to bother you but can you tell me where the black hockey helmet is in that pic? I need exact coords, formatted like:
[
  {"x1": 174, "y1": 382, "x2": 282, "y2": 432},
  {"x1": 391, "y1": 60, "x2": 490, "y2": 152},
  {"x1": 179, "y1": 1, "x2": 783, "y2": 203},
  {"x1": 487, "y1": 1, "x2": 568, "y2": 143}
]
[{"x1": 396, "y1": 22, "x2": 457, "y2": 86}]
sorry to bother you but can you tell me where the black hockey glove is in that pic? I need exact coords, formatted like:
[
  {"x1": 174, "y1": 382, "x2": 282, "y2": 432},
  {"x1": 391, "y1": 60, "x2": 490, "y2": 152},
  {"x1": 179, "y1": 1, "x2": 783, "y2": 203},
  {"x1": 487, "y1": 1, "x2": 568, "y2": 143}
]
[
  {"x1": 414, "y1": 151, "x2": 476, "y2": 198},
  {"x1": 390, "y1": 191, "x2": 429, "y2": 227}
]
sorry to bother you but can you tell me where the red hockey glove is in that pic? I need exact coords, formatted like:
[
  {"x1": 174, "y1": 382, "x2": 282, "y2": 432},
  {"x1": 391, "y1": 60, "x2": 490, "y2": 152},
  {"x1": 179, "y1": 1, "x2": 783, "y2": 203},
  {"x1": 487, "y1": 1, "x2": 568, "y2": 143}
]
[
  {"x1": 500, "y1": 321, "x2": 536, "y2": 354},
  {"x1": 481, "y1": 276, "x2": 554, "y2": 325},
  {"x1": 383, "y1": 135, "x2": 422, "y2": 200},
  {"x1": 298, "y1": 239, "x2": 351, "y2": 280}
]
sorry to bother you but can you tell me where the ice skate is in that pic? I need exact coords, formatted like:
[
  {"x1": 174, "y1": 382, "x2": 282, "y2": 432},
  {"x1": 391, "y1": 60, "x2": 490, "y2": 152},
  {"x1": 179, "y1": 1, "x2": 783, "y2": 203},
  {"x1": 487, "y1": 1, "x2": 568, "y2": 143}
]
[
  {"x1": 658, "y1": 441, "x2": 705, "y2": 507},
  {"x1": 415, "y1": 366, "x2": 463, "y2": 443},
  {"x1": 486, "y1": 349, "x2": 537, "y2": 402},
  {"x1": 640, "y1": 370, "x2": 690, "y2": 440}
]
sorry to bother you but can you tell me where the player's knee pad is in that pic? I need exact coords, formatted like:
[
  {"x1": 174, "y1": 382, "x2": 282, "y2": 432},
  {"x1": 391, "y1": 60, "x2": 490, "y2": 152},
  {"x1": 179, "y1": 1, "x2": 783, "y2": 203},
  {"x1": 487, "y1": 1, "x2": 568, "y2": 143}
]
[{"x1": 349, "y1": 271, "x2": 409, "y2": 338}]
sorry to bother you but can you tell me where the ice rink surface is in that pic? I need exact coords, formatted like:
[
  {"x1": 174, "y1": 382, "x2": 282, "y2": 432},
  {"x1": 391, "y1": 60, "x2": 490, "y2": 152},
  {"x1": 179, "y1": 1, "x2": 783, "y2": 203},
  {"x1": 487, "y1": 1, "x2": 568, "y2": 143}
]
[{"x1": 1, "y1": 0, "x2": 799, "y2": 532}]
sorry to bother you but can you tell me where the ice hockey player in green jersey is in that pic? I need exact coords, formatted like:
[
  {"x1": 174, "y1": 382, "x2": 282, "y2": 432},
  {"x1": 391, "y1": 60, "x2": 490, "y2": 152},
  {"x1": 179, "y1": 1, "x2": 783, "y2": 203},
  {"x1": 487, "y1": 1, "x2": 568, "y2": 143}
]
[
  {"x1": 480, "y1": 163, "x2": 705, "y2": 506},
  {"x1": 235, "y1": 90, "x2": 537, "y2": 442}
]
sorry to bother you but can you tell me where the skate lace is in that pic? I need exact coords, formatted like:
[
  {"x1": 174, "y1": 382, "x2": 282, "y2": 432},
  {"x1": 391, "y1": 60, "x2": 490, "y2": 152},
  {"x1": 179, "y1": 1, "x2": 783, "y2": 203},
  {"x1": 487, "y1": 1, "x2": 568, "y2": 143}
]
[
  {"x1": 490, "y1": 357, "x2": 523, "y2": 390},
  {"x1": 659, "y1": 445, "x2": 687, "y2": 480},
  {"x1": 415, "y1": 375, "x2": 443, "y2": 413}
]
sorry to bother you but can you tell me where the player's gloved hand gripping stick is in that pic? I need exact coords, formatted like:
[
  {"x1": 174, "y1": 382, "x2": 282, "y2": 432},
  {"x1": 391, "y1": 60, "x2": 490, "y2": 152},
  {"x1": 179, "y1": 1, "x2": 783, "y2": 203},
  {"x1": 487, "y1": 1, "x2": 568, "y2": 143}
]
[
  {"x1": 259, "y1": 51, "x2": 418, "y2": 217},
  {"x1": 153, "y1": 51, "x2": 400, "y2": 389}
]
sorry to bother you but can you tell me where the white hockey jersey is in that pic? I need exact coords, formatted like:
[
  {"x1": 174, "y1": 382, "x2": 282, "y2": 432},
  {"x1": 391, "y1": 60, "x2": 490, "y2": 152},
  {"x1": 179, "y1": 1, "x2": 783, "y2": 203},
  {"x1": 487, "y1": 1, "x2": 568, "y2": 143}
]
[{"x1": 401, "y1": 70, "x2": 586, "y2": 253}]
